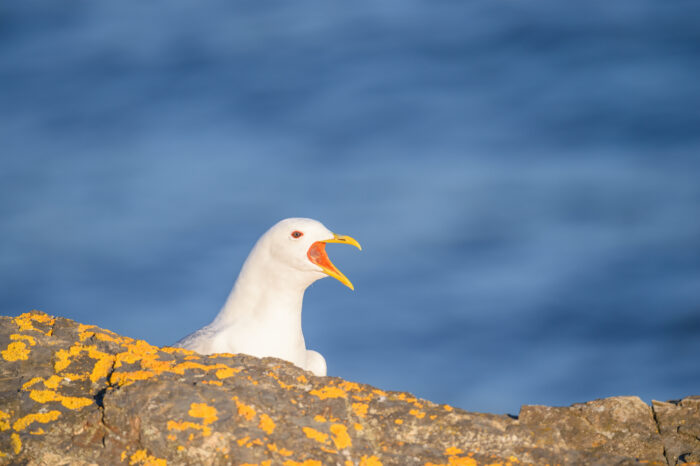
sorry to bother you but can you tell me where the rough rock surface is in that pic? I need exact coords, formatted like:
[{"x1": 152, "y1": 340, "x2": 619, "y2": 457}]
[{"x1": 0, "y1": 311, "x2": 697, "y2": 465}]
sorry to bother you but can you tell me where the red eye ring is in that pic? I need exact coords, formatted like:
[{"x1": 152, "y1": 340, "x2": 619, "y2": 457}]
[{"x1": 291, "y1": 230, "x2": 303, "y2": 239}]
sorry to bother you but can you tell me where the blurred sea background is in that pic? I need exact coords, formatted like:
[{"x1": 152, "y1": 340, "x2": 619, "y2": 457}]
[{"x1": 1, "y1": 1, "x2": 699, "y2": 414}]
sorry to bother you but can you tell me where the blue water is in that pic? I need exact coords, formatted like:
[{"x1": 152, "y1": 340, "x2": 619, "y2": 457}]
[{"x1": 2, "y1": 1, "x2": 699, "y2": 414}]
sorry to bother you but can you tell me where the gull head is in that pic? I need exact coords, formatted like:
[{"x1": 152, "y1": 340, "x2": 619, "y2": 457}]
[{"x1": 258, "y1": 218, "x2": 362, "y2": 290}]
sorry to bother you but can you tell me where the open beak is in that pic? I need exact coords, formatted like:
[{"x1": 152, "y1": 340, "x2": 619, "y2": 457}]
[{"x1": 307, "y1": 233, "x2": 362, "y2": 290}]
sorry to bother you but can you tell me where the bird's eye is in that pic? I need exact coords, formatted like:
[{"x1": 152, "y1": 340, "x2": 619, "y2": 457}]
[{"x1": 291, "y1": 230, "x2": 303, "y2": 239}]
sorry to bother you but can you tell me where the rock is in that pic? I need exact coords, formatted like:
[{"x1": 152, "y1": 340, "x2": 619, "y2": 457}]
[
  {"x1": 653, "y1": 397, "x2": 700, "y2": 465},
  {"x1": 0, "y1": 311, "x2": 696, "y2": 465}
]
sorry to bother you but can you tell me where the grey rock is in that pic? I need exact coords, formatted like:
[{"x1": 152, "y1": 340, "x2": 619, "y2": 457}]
[{"x1": 0, "y1": 311, "x2": 695, "y2": 465}]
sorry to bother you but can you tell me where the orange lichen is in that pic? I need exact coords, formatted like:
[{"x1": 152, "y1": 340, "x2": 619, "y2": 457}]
[
  {"x1": 21, "y1": 377, "x2": 45, "y2": 391},
  {"x1": 233, "y1": 397, "x2": 256, "y2": 421},
  {"x1": 215, "y1": 367, "x2": 241, "y2": 379},
  {"x1": 11, "y1": 433, "x2": 21, "y2": 454},
  {"x1": 267, "y1": 443, "x2": 294, "y2": 456},
  {"x1": 10, "y1": 334, "x2": 37, "y2": 346},
  {"x1": 188, "y1": 403, "x2": 218, "y2": 425},
  {"x1": 53, "y1": 342, "x2": 114, "y2": 382},
  {"x1": 314, "y1": 415, "x2": 327, "y2": 423},
  {"x1": 28, "y1": 389, "x2": 93, "y2": 410},
  {"x1": 90, "y1": 355, "x2": 115, "y2": 383},
  {"x1": 43, "y1": 375, "x2": 62, "y2": 389},
  {"x1": 13, "y1": 312, "x2": 55, "y2": 334},
  {"x1": 1, "y1": 341, "x2": 30, "y2": 361},
  {"x1": 201, "y1": 380, "x2": 223, "y2": 386},
  {"x1": 171, "y1": 361, "x2": 229, "y2": 375},
  {"x1": 259, "y1": 413, "x2": 275, "y2": 434},
  {"x1": 302, "y1": 426, "x2": 329, "y2": 444},
  {"x1": 266, "y1": 371, "x2": 294, "y2": 390},
  {"x1": 246, "y1": 438, "x2": 264, "y2": 448},
  {"x1": 443, "y1": 405, "x2": 454, "y2": 412},
  {"x1": 166, "y1": 420, "x2": 211, "y2": 437},
  {"x1": 352, "y1": 402, "x2": 369, "y2": 418},
  {"x1": 409, "y1": 409, "x2": 426, "y2": 419},
  {"x1": 160, "y1": 346, "x2": 196, "y2": 356},
  {"x1": 338, "y1": 381, "x2": 361, "y2": 392},
  {"x1": 309, "y1": 385, "x2": 347, "y2": 400},
  {"x1": 128, "y1": 449, "x2": 168, "y2": 466},
  {"x1": 110, "y1": 370, "x2": 155, "y2": 386},
  {"x1": 445, "y1": 447, "x2": 464, "y2": 455},
  {"x1": 283, "y1": 460, "x2": 322, "y2": 466},
  {"x1": 360, "y1": 456, "x2": 383, "y2": 466},
  {"x1": 13, "y1": 410, "x2": 62, "y2": 431},
  {"x1": 395, "y1": 419, "x2": 404, "y2": 425},
  {"x1": 425, "y1": 456, "x2": 478, "y2": 466},
  {"x1": 0, "y1": 410, "x2": 11, "y2": 431},
  {"x1": 29, "y1": 428, "x2": 45, "y2": 435},
  {"x1": 330, "y1": 423, "x2": 352, "y2": 449},
  {"x1": 354, "y1": 423, "x2": 363, "y2": 431},
  {"x1": 297, "y1": 375, "x2": 308, "y2": 383}
]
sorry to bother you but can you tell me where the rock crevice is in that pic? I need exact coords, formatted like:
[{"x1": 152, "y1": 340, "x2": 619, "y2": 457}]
[{"x1": 1, "y1": 311, "x2": 698, "y2": 465}]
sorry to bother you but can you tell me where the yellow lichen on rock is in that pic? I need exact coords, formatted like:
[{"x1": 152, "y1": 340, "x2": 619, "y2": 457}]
[
  {"x1": 338, "y1": 381, "x2": 361, "y2": 392},
  {"x1": 302, "y1": 426, "x2": 328, "y2": 444},
  {"x1": 233, "y1": 397, "x2": 257, "y2": 421},
  {"x1": 160, "y1": 346, "x2": 196, "y2": 356},
  {"x1": 12, "y1": 410, "x2": 62, "y2": 431},
  {"x1": 188, "y1": 403, "x2": 218, "y2": 425},
  {"x1": 259, "y1": 413, "x2": 275, "y2": 434},
  {"x1": 53, "y1": 342, "x2": 113, "y2": 383},
  {"x1": 215, "y1": 367, "x2": 242, "y2": 379},
  {"x1": 129, "y1": 448, "x2": 168, "y2": 466},
  {"x1": 1, "y1": 341, "x2": 30, "y2": 361},
  {"x1": 0, "y1": 410, "x2": 11, "y2": 431},
  {"x1": 360, "y1": 456, "x2": 383, "y2": 466},
  {"x1": 166, "y1": 420, "x2": 211, "y2": 437},
  {"x1": 201, "y1": 380, "x2": 223, "y2": 386},
  {"x1": 90, "y1": 353, "x2": 115, "y2": 383},
  {"x1": 13, "y1": 312, "x2": 55, "y2": 334},
  {"x1": 309, "y1": 385, "x2": 347, "y2": 400},
  {"x1": 10, "y1": 334, "x2": 36, "y2": 346},
  {"x1": 28, "y1": 389, "x2": 93, "y2": 410},
  {"x1": 329, "y1": 424, "x2": 352, "y2": 449},
  {"x1": 352, "y1": 402, "x2": 369, "y2": 418},
  {"x1": 11, "y1": 433, "x2": 21, "y2": 454},
  {"x1": 267, "y1": 443, "x2": 293, "y2": 456},
  {"x1": 283, "y1": 459, "x2": 322, "y2": 466},
  {"x1": 110, "y1": 370, "x2": 155, "y2": 387}
]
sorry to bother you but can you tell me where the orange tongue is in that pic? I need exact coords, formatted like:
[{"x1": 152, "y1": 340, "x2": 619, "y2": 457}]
[{"x1": 307, "y1": 241, "x2": 337, "y2": 273}]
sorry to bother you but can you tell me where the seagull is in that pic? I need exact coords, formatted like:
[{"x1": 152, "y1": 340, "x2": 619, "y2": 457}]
[{"x1": 173, "y1": 218, "x2": 361, "y2": 376}]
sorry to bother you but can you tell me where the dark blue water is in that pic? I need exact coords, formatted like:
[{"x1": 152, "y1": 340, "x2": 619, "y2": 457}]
[{"x1": 2, "y1": 1, "x2": 699, "y2": 414}]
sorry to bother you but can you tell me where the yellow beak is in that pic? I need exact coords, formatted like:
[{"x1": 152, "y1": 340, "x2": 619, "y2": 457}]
[
  {"x1": 307, "y1": 234, "x2": 362, "y2": 290},
  {"x1": 323, "y1": 234, "x2": 362, "y2": 251}
]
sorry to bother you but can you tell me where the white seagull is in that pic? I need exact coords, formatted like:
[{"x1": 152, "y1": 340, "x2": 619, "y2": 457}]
[{"x1": 174, "y1": 218, "x2": 361, "y2": 376}]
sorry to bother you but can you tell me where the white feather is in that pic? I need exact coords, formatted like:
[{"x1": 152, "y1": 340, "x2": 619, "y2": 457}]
[{"x1": 174, "y1": 218, "x2": 342, "y2": 376}]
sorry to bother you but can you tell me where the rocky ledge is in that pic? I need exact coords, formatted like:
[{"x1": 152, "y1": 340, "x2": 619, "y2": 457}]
[{"x1": 1, "y1": 311, "x2": 698, "y2": 465}]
